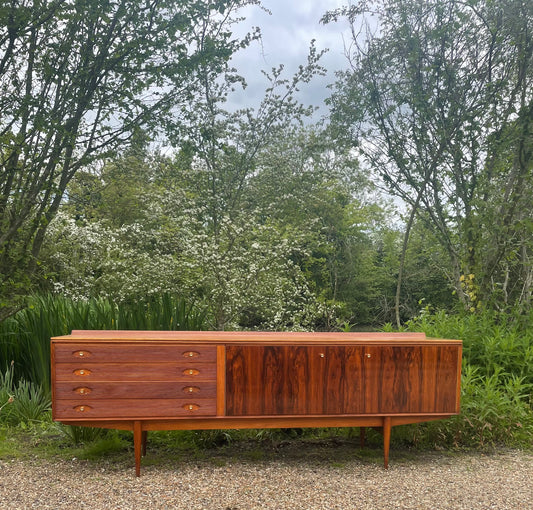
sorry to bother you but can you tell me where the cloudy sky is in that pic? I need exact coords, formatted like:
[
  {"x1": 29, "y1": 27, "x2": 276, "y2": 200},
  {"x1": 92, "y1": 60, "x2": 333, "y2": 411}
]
[{"x1": 228, "y1": 0, "x2": 352, "y2": 120}]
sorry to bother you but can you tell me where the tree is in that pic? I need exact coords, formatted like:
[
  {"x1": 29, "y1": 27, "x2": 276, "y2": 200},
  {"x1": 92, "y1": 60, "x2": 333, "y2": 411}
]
[
  {"x1": 324, "y1": 0, "x2": 533, "y2": 316},
  {"x1": 0, "y1": 0, "x2": 257, "y2": 320},
  {"x1": 160, "y1": 38, "x2": 331, "y2": 329}
]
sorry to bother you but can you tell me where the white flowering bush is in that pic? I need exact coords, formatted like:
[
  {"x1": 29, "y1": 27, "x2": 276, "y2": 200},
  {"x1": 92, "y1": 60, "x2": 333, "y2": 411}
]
[
  {"x1": 41, "y1": 212, "x2": 185, "y2": 302},
  {"x1": 179, "y1": 212, "x2": 330, "y2": 330},
  {"x1": 41, "y1": 207, "x2": 335, "y2": 330}
]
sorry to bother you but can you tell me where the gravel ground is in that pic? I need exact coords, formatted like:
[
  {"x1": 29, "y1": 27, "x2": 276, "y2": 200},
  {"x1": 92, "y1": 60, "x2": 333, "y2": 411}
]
[{"x1": 1, "y1": 446, "x2": 531, "y2": 509}]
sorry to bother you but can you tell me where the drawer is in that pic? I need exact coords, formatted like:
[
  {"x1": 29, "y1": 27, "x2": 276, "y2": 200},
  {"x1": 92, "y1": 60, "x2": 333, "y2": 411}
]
[
  {"x1": 53, "y1": 344, "x2": 217, "y2": 363},
  {"x1": 53, "y1": 398, "x2": 216, "y2": 419},
  {"x1": 54, "y1": 362, "x2": 217, "y2": 382},
  {"x1": 54, "y1": 381, "x2": 217, "y2": 400}
]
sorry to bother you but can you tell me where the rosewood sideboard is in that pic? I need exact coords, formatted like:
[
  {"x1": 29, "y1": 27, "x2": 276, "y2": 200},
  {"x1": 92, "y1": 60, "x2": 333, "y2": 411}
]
[{"x1": 51, "y1": 330, "x2": 462, "y2": 476}]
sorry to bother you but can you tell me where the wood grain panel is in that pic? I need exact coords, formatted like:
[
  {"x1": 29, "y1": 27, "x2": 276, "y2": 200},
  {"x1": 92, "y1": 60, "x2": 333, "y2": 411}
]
[
  {"x1": 225, "y1": 345, "x2": 365, "y2": 416},
  {"x1": 434, "y1": 345, "x2": 462, "y2": 413},
  {"x1": 54, "y1": 381, "x2": 217, "y2": 400},
  {"x1": 53, "y1": 344, "x2": 217, "y2": 363},
  {"x1": 226, "y1": 344, "x2": 460, "y2": 416},
  {"x1": 340, "y1": 346, "x2": 365, "y2": 413},
  {"x1": 363, "y1": 345, "x2": 460, "y2": 414},
  {"x1": 62, "y1": 330, "x2": 430, "y2": 343},
  {"x1": 54, "y1": 363, "x2": 217, "y2": 382}
]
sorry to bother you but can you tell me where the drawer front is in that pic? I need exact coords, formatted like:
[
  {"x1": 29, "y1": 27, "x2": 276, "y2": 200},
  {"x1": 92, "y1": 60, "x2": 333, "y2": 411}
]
[
  {"x1": 53, "y1": 398, "x2": 216, "y2": 419},
  {"x1": 54, "y1": 381, "x2": 217, "y2": 400},
  {"x1": 54, "y1": 363, "x2": 217, "y2": 382},
  {"x1": 53, "y1": 344, "x2": 217, "y2": 363}
]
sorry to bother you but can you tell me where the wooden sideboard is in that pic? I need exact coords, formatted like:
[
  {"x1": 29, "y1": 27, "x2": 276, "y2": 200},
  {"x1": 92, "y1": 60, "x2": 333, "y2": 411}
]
[{"x1": 51, "y1": 330, "x2": 462, "y2": 476}]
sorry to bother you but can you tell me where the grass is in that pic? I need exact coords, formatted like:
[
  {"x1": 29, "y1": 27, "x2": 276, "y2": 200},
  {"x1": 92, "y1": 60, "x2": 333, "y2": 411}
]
[{"x1": 0, "y1": 424, "x2": 386, "y2": 469}]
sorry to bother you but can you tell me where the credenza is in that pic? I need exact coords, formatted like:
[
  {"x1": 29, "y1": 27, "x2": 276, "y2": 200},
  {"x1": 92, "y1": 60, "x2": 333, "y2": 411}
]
[{"x1": 51, "y1": 330, "x2": 462, "y2": 476}]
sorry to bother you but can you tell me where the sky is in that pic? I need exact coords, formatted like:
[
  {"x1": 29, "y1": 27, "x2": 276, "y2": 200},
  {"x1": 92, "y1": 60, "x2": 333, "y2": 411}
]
[{"x1": 228, "y1": 0, "x2": 351, "y2": 121}]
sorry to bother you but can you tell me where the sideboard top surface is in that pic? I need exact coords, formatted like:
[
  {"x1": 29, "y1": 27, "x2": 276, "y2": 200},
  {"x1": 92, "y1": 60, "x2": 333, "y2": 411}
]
[{"x1": 51, "y1": 330, "x2": 462, "y2": 346}]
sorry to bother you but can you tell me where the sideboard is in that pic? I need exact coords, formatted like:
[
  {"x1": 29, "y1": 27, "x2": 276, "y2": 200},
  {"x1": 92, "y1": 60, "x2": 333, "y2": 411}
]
[{"x1": 51, "y1": 330, "x2": 462, "y2": 476}]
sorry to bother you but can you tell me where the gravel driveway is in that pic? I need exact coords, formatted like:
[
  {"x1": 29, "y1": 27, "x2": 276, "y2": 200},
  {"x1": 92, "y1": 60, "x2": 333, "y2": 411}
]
[{"x1": 1, "y1": 445, "x2": 531, "y2": 509}]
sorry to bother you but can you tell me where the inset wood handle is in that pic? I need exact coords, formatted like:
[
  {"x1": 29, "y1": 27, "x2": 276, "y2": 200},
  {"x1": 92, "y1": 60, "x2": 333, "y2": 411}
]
[
  {"x1": 74, "y1": 369, "x2": 91, "y2": 376},
  {"x1": 183, "y1": 368, "x2": 200, "y2": 376},
  {"x1": 183, "y1": 403, "x2": 200, "y2": 412},
  {"x1": 74, "y1": 405, "x2": 92, "y2": 412},
  {"x1": 74, "y1": 387, "x2": 92, "y2": 395},
  {"x1": 183, "y1": 386, "x2": 200, "y2": 394},
  {"x1": 73, "y1": 350, "x2": 91, "y2": 358},
  {"x1": 183, "y1": 351, "x2": 200, "y2": 358}
]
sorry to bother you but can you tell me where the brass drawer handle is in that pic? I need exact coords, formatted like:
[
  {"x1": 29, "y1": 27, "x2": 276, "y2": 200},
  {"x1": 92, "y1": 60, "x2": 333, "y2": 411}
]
[
  {"x1": 184, "y1": 368, "x2": 200, "y2": 376},
  {"x1": 183, "y1": 351, "x2": 200, "y2": 358},
  {"x1": 74, "y1": 387, "x2": 92, "y2": 395},
  {"x1": 74, "y1": 405, "x2": 92, "y2": 413},
  {"x1": 74, "y1": 369, "x2": 91, "y2": 376},
  {"x1": 183, "y1": 403, "x2": 200, "y2": 412},
  {"x1": 73, "y1": 350, "x2": 91, "y2": 358},
  {"x1": 183, "y1": 386, "x2": 200, "y2": 394}
]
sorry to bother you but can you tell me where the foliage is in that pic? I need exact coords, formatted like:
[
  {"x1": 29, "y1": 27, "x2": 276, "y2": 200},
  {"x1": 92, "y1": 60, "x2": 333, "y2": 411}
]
[
  {"x1": 395, "y1": 365, "x2": 532, "y2": 449},
  {"x1": 40, "y1": 123, "x2": 400, "y2": 329},
  {"x1": 0, "y1": 0, "x2": 260, "y2": 320},
  {"x1": 59, "y1": 425, "x2": 108, "y2": 446},
  {"x1": 0, "y1": 294, "x2": 209, "y2": 392},
  {"x1": 0, "y1": 362, "x2": 15, "y2": 421},
  {"x1": 325, "y1": 0, "x2": 533, "y2": 313},
  {"x1": 403, "y1": 309, "x2": 533, "y2": 385},
  {"x1": 392, "y1": 309, "x2": 533, "y2": 447},
  {"x1": 0, "y1": 362, "x2": 50, "y2": 425}
]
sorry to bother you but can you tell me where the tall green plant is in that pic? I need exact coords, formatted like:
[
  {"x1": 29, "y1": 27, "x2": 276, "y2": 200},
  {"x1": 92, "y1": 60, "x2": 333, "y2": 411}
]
[
  {"x1": 0, "y1": 294, "x2": 209, "y2": 392},
  {"x1": 404, "y1": 309, "x2": 533, "y2": 385}
]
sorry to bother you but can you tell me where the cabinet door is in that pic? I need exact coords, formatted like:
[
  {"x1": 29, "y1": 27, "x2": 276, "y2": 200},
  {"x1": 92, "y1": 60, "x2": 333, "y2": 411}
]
[
  {"x1": 225, "y1": 345, "x2": 365, "y2": 416},
  {"x1": 362, "y1": 345, "x2": 460, "y2": 414},
  {"x1": 225, "y1": 344, "x2": 460, "y2": 417}
]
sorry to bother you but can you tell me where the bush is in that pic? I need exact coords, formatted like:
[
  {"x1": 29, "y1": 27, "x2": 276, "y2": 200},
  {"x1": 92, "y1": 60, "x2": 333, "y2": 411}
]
[
  {"x1": 0, "y1": 363, "x2": 50, "y2": 425},
  {"x1": 396, "y1": 308, "x2": 533, "y2": 448}
]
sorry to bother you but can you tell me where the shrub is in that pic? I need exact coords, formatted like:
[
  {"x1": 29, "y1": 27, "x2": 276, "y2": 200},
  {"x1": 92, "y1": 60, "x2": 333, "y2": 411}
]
[
  {"x1": 395, "y1": 309, "x2": 533, "y2": 447},
  {"x1": 0, "y1": 363, "x2": 50, "y2": 425}
]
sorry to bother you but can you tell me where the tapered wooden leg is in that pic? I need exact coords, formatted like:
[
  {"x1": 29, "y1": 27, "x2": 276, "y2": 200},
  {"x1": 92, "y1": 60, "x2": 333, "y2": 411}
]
[
  {"x1": 359, "y1": 427, "x2": 366, "y2": 448},
  {"x1": 142, "y1": 430, "x2": 148, "y2": 457},
  {"x1": 383, "y1": 417, "x2": 391, "y2": 469},
  {"x1": 134, "y1": 421, "x2": 142, "y2": 477}
]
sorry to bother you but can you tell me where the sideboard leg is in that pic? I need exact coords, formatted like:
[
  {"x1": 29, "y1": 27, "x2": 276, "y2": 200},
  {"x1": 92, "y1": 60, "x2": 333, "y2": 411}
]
[
  {"x1": 383, "y1": 417, "x2": 391, "y2": 469},
  {"x1": 359, "y1": 427, "x2": 366, "y2": 448},
  {"x1": 142, "y1": 430, "x2": 148, "y2": 457},
  {"x1": 134, "y1": 421, "x2": 142, "y2": 477}
]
